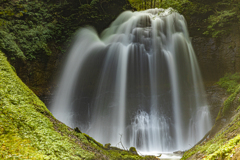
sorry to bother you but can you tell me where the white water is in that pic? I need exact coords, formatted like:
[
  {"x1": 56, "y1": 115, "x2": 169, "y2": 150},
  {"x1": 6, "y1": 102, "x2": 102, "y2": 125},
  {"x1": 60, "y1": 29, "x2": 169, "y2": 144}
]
[
  {"x1": 50, "y1": 8, "x2": 212, "y2": 152},
  {"x1": 141, "y1": 152, "x2": 182, "y2": 160}
]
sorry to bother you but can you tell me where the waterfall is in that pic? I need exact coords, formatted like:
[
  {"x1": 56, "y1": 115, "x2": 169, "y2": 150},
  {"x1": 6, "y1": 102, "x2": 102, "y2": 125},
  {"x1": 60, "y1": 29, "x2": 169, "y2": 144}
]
[{"x1": 50, "y1": 8, "x2": 212, "y2": 152}]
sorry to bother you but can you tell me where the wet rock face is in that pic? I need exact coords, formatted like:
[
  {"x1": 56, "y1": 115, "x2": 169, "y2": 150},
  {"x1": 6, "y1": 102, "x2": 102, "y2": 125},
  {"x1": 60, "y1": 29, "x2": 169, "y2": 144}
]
[
  {"x1": 205, "y1": 85, "x2": 228, "y2": 123},
  {"x1": 192, "y1": 27, "x2": 240, "y2": 86},
  {"x1": 10, "y1": 50, "x2": 60, "y2": 98},
  {"x1": 205, "y1": 83, "x2": 240, "y2": 138}
]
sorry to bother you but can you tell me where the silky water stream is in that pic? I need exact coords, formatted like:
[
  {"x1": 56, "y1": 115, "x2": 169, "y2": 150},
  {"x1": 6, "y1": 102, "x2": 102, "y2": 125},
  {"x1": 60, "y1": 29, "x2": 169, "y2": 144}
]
[{"x1": 50, "y1": 8, "x2": 212, "y2": 156}]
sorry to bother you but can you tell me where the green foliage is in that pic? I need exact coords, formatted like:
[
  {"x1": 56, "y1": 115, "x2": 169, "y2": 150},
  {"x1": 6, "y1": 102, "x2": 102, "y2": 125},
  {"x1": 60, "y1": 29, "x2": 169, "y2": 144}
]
[
  {"x1": 0, "y1": 0, "x2": 55, "y2": 60},
  {"x1": 129, "y1": 0, "x2": 240, "y2": 38},
  {"x1": 216, "y1": 73, "x2": 240, "y2": 94},
  {"x1": 0, "y1": 0, "x2": 130, "y2": 61},
  {"x1": 129, "y1": 0, "x2": 190, "y2": 11},
  {"x1": 198, "y1": 0, "x2": 240, "y2": 38},
  {"x1": 0, "y1": 30, "x2": 26, "y2": 60},
  {"x1": 221, "y1": 85, "x2": 240, "y2": 116},
  {"x1": 204, "y1": 135, "x2": 240, "y2": 160},
  {"x1": 237, "y1": 106, "x2": 240, "y2": 111},
  {"x1": 203, "y1": 7, "x2": 239, "y2": 37},
  {"x1": 160, "y1": 0, "x2": 189, "y2": 13},
  {"x1": 128, "y1": 0, "x2": 212, "y2": 14}
]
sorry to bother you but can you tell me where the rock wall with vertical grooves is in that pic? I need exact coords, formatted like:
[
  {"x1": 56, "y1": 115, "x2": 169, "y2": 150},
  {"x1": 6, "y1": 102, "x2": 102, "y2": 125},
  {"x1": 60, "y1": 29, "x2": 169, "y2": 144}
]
[{"x1": 191, "y1": 27, "x2": 240, "y2": 85}]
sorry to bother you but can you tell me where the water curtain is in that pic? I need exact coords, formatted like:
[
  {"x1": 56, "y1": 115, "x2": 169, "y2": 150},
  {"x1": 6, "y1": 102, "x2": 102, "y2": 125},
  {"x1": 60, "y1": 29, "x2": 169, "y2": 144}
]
[{"x1": 50, "y1": 8, "x2": 212, "y2": 152}]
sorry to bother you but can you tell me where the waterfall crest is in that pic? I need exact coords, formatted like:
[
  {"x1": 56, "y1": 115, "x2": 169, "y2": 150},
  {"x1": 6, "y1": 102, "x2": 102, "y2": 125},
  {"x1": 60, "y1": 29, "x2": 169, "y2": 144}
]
[{"x1": 50, "y1": 8, "x2": 212, "y2": 152}]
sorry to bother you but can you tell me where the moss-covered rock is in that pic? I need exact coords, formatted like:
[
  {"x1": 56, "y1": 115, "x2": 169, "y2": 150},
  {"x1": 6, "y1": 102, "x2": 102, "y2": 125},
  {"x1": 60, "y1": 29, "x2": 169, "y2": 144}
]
[
  {"x1": 182, "y1": 73, "x2": 240, "y2": 160},
  {"x1": 104, "y1": 143, "x2": 111, "y2": 150},
  {"x1": 129, "y1": 147, "x2": 138, "y2": 155},
  {"x1": 0, "y1": 50, "x2": 157, "y2": 159}
]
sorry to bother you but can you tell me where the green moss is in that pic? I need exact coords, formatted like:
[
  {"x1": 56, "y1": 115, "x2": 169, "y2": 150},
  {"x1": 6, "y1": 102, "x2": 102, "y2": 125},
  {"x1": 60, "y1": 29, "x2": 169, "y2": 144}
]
[
  {"x1": 237, "y1": 106, "x2": 240, "y2": 111},
  {"x1": 0, "y1": 50, "x2": 94, "y2": 159},
  {"x1": 182, "y1": 114, "x2": 240, "y2": 160},
  {"x1": 204, "y1": 135, "x2": 240, "y2": 160},
  {"x1": 82, "y1": 133, "x2": 104, "y2": 148},
  {"x1": 104, "y1": 143, "x2": 111, "y2": 149},
  {"x1": 129, "y1": 147, "x2": 137, "y2": 153},
  {"x1": 0, "y1": 50, "x2": 157, "y2": 159},
  {"x1": 215, "y1": 73, "x2": 240, "y2": 119},
  {"x1": 221, "y1": 85, "x2": 240, "y2": 116},
  {"x1": 216, "y1": 73, "x2": 240, "y2": 94}
]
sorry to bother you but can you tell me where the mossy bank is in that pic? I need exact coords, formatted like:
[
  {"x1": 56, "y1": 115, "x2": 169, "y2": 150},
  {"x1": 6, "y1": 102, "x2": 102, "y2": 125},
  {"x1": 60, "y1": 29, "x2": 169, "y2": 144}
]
[
  {"x1": 0, "y1": 50, "x2": 157, "y2": 159},
  {"x1": 182, "y1": 73, "x2": 240, "y2": 160}
]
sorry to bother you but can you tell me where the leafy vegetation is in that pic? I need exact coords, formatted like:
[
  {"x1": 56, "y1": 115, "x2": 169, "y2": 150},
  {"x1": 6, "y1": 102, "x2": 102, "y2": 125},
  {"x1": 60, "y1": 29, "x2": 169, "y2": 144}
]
[
  {"x1": 129, "y1": 0, "x2": 240, "y2": 38},
  {"x1": 129, "y1": 0, "x2": 190, "y2": 12},
  {"x1": 202, "y1": 0, "x2": 240, "y2": 38},
  {"x1": 3, "y1": 0, "x2": 230, "y2": 62},
  {"x1": 204, "y1": 135, "x2": 240, "y2": 160},
  {"x1": 0, "y1": 0, "x2": 131, "y2": 61},
  {"x1": 217, "y1": 73, "x2": 240, "y2": 94},
  {"x1": 0, "y1": 50, "x2": 157, "y2": 159},
  {"x1": 0, "y1": 0, "x2": 55, "y2": 60}
]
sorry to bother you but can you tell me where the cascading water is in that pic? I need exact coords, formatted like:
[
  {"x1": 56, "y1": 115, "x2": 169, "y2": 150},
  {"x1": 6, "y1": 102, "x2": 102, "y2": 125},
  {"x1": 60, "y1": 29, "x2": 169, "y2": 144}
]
[{"x1": 50, "y1": 8, "x2": 212, "y2": 152}]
